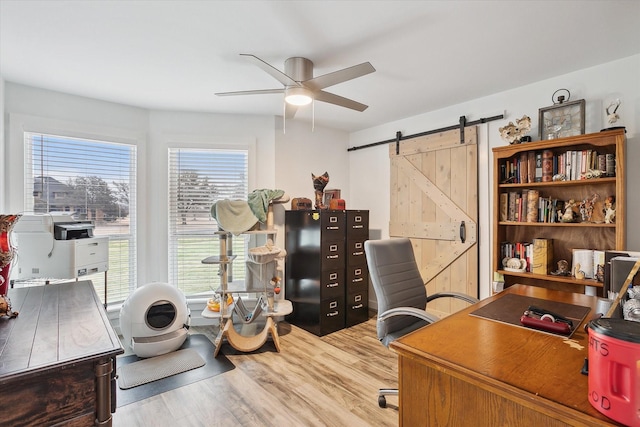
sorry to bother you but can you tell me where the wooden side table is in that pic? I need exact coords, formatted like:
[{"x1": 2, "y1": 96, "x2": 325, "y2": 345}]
[{"x1": 0, "y1": 281, "x2": 123, "y2": 426}]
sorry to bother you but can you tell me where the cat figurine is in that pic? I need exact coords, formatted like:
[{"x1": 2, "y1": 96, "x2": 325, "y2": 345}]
[{"x1": 311, "y1": 172, "x2": 329, "y2": 209}]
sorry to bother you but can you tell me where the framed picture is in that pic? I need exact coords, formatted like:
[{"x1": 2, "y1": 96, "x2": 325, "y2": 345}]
[
  {"x1": 323, "y1": 189, "x2": 341, "y2": 207},
  {"x1": 538, "y1": 98, "x2": 585, "y2": 140}
]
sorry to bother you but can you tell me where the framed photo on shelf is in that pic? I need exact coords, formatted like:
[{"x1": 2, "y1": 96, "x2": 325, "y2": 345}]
[{"x1": 538, "y1": 98, "x2": 585, "y2": 140}]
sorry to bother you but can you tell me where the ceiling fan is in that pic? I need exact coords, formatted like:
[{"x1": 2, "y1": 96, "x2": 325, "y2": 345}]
[{"x1": 215, "y1": 54, "x2": 376, "y2": 120}]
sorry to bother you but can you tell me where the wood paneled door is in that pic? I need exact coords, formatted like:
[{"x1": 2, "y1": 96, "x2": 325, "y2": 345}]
[{"x1": 389, "y1": 127, "x2": 478, "y2": 317}]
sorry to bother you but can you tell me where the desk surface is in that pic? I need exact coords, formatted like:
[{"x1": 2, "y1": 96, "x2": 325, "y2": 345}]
[
  {"x1": 0, "y1": 280, "x2": 123, "y2": 382},
  {"x1": 390, "y1": 285, "x2": 621, "y2": 426}
]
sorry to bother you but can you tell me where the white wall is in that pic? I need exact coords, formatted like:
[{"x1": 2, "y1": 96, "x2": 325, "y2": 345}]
[
  {"x1": 275, "y1": 119, "x2": 350, "y2": 203},
  {"x1": 349, "y1": 54, "x2": 640, "y2": 300}
]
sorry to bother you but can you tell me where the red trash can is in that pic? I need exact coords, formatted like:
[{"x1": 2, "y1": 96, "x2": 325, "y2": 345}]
[{"x1": 588, "y1": 317, "x2": 640, "y2": 426}]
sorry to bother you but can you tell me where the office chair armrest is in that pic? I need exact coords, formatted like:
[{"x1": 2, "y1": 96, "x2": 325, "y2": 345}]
[
  {"x1": 378, "y1": 307, "x2": 440, "y2": 324},
  {"x1": 427, "y1": 291, "x2": 479, "y2": 305}
]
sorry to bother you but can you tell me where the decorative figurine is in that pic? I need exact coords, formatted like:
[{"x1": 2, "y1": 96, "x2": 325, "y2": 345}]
[
  {"x1": 499, "y1": 115, "x2": 532, "y2": 144},
  {"x1": 311, "y1": 172, "x2": 329, "y2": 209},
  {"x1": 606, "y1": 99, "x2": 621, "y2": 126},
  {"x1": 596, "y1": 264, "x2": 605, "y2": 282},
  {"x1": 604, "y1": 195, "x2": 616, "y2": 224},
  {"x1": 579, "y1": 193, "x2": 598, "y2": 223},
  {"x1": 582, "y1": 169, "x2": 604, "y2": 179},
  {"x1": 574, "y1": 263, "x2": 586, "y2": 280},
  {"x1": 561, "y1": 199, "x2": 578, "y2": 223},
  {"x1": 0, "y1": 214, "x2": 21, "y2": 297},
  {"x1": 551, "y1": 260, "x2": 571, "y2": 276},
  {"x1": 0, "y1": 295, "x2": 18, "y2": 318}
]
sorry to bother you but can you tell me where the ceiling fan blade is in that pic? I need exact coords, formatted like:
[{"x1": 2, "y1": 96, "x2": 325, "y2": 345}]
[
  {"x1": 285, "y1": 102, "x2": 298, "y2": 119},
  {"x1": 314, "y1": 90, "x2": 369, "y2": 112},
  {"x1": 240, "y1": 54, "x2": 300, "y2": 87},
  {"x1": 215, "y1": 88, "x2": 284, "y2": 96},
  {"x1": 304, "y1": 62, "x2": 375, "y2": 91}
]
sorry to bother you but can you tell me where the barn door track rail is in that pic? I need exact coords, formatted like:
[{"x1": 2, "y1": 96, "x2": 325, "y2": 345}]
[{"x1": 347, "y1": 113, "x2": 504, "y2": 153}]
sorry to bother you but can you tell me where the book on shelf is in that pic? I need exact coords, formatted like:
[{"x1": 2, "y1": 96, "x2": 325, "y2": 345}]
[
  {"x1": 508, "y1": 191, "x2": 518, "y2": 221},
  {"x1": 500, "y1": 148, "x2": 614, "y2": 183},
  {"x1": 519, "y1": 152, "x2": 528, "y2": 184},
  {"x1": 572, "y1": 249, "x2": 595, "y2": 279},
  {"x1": 500, "y1": 193, "x2": 508, "y2": 222},
  {"x1": 535, "y1": 152, "x2": 542, "y2": 182},
  {"x1": 571, "y1": 249, "x2": 608, "y2": 281},
  {"x1": 532, "y1": 238, "x2": 553, "y2": 275},
  {"x1": 526, "y1": 190, "x2": 539, "y2": 222},
  {"x1": 500, "y1": 241, "x2": 531, "y2": 272},
  {"x1": 542, "y1": 150, "x2": 553, "y2": 182},
  {"x1": 527, "y1": 151, "x2": 536, "y2": 183},
  {"x1": 606, "y1": 153, "x2": 615, "y2": 177}
]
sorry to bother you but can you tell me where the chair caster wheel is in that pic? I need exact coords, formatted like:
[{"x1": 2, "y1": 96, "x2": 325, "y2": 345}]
[{"x1": 378, "y1": 395, "x2": 387, "y2": 408}]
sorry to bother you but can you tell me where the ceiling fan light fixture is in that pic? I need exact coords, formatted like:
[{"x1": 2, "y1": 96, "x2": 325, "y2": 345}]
[{"x1": 284, "y1": 87, "x2": 313, "y2": 106}]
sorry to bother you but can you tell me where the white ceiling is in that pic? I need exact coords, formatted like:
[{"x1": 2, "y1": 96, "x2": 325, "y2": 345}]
[{"x1": 1, "y1": 1, "x2": 639, "y2": 133}]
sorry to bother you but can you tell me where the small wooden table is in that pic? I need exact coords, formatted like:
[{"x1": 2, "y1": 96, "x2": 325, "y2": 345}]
[
  {"x1": 0, "y1": 281, "x2": 123, "y2": 426},
  {"x1": 390, "y1": 284, "x2": 624, "y2": 426}
]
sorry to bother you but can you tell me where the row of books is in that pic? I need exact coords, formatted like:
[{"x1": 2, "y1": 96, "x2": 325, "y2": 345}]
[
  {"x1": 500, "y1": 238, "x2": 554, "y2": 274},
  {"x1": 499, "y1": 190, "x2": 566, "y2": 223},
  {"x1": 500, "y1": 242, "x2": 605, "y2": 281},
  {"x1": 499, "y1": 149, "x2": 615, "y2": 184}
]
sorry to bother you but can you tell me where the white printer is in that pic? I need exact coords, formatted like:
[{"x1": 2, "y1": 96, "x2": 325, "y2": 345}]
[{"x1": 11, "y1": 214, "x2": 109, "y2": 280}]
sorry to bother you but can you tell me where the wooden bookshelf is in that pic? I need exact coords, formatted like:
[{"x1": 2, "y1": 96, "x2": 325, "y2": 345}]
[{"x1": 492, "y1": 129, "x2": 626, "y2": 295}]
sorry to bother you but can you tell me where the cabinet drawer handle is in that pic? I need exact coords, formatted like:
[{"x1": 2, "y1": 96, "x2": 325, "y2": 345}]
[
  {"x1": 327, "y1": 226, "x2": 339, "y2": 230},
  {"x1": 352, "y1": 278, "x2": 363, "y2": 283},
  {"x1": 327, "y1": 282, "x2": 339, "y2": 288},
  {"x1": 352, "y1": 304, "x2": 363, "y2": 309},
  {"x1": 327, "y1": 311, "x2": 339, "y2": 317},
  {"x1": 352, "y1": 251, "x2": 363, "y2": 256},
  {"x1": 327, "y1": 255, "x2": 339, "y2": 259},
  {"x1": 352, "y1": 225, "x2": 363, "y2": 229}
]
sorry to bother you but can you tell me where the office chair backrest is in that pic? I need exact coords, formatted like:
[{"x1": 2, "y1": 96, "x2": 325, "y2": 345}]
[{"x1": 365, "y1": 238, "x2": 428, "y2": 343}]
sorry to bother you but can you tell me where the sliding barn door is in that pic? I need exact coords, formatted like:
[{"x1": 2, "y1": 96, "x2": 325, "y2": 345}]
[{"x1": 389, "y1": 127, "x2": 478, "y2": 317}]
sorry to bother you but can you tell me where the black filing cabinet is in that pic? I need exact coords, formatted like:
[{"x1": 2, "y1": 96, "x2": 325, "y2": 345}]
[
  {"x1": 285, "y1": 209, "x2": 369, "y2": 336},
  {"x1": 346, "y1": 210, "x2": 369, "y2": 327}
]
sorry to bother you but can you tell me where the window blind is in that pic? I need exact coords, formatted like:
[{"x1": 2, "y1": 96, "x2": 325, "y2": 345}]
[
  {"x1": 24, "y1": 132, "x2": 137, "y2": 304},
  {"x1": 168, "y1": 148, "x2": 249, "y2": 296}
]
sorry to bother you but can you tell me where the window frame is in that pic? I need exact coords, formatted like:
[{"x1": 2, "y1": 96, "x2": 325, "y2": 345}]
[
  {"x1": 8, "y1": 114, "x2": 143, "y2": 305},
  {"x1": 166, "y1": 138, "x2": 256, "y2": 298}
]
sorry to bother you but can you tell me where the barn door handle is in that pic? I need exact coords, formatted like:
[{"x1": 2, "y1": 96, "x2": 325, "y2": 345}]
[{"x1": 460, "y1": 221, "x2": 466, "y2": 243}]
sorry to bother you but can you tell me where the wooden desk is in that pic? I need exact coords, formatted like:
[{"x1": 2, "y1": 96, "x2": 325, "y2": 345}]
[
  {"x1": 0, "y1": 281, "x2": 123, "y2": 426},
  {"x1": 390, "y1": 285, "x2": 624, "y2": 427}
]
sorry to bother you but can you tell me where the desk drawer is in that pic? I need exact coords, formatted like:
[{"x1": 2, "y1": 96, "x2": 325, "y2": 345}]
[
  {"x1": 321, "y1": 240, "x2": 344, "y2": 270},
  {"x1": 346, "y1": 290, "x2": 368, "y2": 327},
  {"x1": 347, "y1": 238, "x2": 367, "y2": 266},
  {"x1": 321, "y1": 269, "x2": 344, "y2": 299},
  {"x1": 347, "y1": 210, "x2": 368, "y2": 236},
  {"x1": 346, "y1": 265, "x2": 368, "y2": 292}
]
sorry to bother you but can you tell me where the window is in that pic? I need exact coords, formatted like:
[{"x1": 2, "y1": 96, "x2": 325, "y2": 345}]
[
  {"x1": 24, "y1": 133, "x2": 137, "y2": 304},
  {"x1": 168, "y1": 148, "x2": 248, "y2": 297}
]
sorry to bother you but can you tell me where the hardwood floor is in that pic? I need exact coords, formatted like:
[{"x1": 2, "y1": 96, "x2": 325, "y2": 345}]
[{"x1": 113, "y1": 316, "x2": 399, "y2": 426}]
